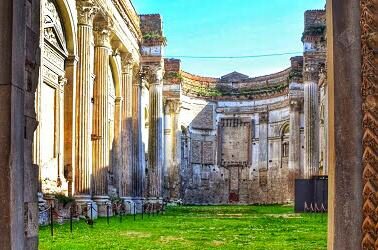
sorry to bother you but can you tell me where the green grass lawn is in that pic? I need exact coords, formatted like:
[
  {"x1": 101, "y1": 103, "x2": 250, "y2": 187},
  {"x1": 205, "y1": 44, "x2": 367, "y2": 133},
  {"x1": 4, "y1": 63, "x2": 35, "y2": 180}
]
[{"x1": 39, "y1": 205, "x2": 327, "y2": 250}]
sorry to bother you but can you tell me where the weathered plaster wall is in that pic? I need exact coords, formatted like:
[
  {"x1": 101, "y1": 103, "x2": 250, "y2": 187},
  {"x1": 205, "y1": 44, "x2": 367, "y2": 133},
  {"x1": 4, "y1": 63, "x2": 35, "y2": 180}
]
[{"x1": 179, "y1": 95, "x2": 299, "y2": 204}]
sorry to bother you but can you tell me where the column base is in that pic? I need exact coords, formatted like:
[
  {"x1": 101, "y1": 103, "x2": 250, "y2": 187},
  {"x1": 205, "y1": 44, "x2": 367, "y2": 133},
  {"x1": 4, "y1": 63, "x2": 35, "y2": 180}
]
[
  {"x1": 75, "y1": 195, "x2": 97, "y2": 220},
  {"x1": 146, "y1": 197, "x2": 163, "y2": 203},
  {"x1": 121, "y1": 197, "x2": 134, "y2": 214},
  {"x1": 145, "y1": 197, "x2": 163, "y2": 213},
  {"x1": 74, "y1": 194, "x2": 92, "y2": 203},
  {"x1": 93, "y1": 196, "x2": 111, "y2": 217},
  {"x1": 122, "y1": 197, "x2": 145, "y2": 214},
  {"x1": 133, "y1": 197, "x2": 146, "y2": 213}
]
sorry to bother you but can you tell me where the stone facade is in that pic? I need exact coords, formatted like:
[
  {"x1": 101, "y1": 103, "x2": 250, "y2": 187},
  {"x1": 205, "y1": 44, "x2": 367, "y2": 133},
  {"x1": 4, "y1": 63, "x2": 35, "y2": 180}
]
[
  {"x1": 162, "y1": 10, "x2": 328, "y2": 205},
  {"x1": 2, "y1": 0, "x2": 375, "y2": 248},
  {"x1": 32, "y1": 1, "x2": 169, "y2": 215},
  {"x1": 302, "y1": 10, "x2": 327, "y2": 178},
  {"x1": 163, "y1": 59, "x2": 304, "y2": 204},
  {"x1": 30, "y1": 3, "x2": 327, "y2": 209}
]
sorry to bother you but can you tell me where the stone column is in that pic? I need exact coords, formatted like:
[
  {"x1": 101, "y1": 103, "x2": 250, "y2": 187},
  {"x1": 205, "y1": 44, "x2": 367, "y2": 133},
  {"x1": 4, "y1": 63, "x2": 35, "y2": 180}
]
[
  {"x1": 327, "y1": 0, "x2": 363, "y2": 248},
  {"x1": 113, "y1": 96, "x2": 122, "y2": 196},
  {"x1": 258, "y1": 112, "x2": 269, "y2": 170},
  {"x1": 147, "y1": 66, "x2": 164, "y2": 203},
  {"x1": 318, "y1": 72, "x2": 328, "y2": 176},
  {"x1": 92, "y1": 20, "x2": 112, "y2": 214},
  {"x1": 163, "y1": 101, "x2": 172, "y2": 200},
  {"x1": 288, "y1": 98, "x2": 302, "y2": 176},
  {"x1": 120, "y1": 53, "x2": 133, "y2": 201},
  {"x1": 164, "y1": 100, "x2": 182, "y2": 201},
  {"x1": 303, "y1": 68, "x2": 319, "y2": 178},
  {"x1": 74, "y1": 1, "x2": 98, "y2": 202},
  {"x1": 258, "y1": 111, "x2": 269, "y2": 190},
  {"x1": 132, "y1": 66, "x2": 144, "y2": 209},
  {"x1": 64, "y1": 56, "x2": 78, "y2": 196}
]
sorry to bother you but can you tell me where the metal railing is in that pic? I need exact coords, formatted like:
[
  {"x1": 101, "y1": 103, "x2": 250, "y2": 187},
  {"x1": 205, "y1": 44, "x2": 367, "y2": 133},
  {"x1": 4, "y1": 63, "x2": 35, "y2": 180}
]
[{"x1": 40, "y1": 200, "x2": 166, "y2": 238}]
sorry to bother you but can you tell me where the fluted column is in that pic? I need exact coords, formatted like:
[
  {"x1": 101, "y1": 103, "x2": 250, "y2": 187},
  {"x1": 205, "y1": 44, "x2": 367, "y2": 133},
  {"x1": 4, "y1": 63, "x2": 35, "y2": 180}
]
[
  {"x1": 92, "y1": 21, "x2": 112, "y2": 206},
  {"x1": 288, "y1": 99, "x2": 302, "y2": 176},
  {"x1": 318, "y1": 72, "x2": 328, "y2": 176},
  {"x1": 164, "y1": 100, "x2": 181, "y2": 201},
  {"x1": 132, "y1": 67, "x2": 143, "y2": 200},
  {"x1": 74, "y1": 1, "x2": 98, "y2": 201},
  {"x1": 163, "y1": 101, "x2": 172, "y2": 200},
  {"x1": 288, "y1": 95, "x2": 302, "y2": 197},
  {"x1": 113, "y1": 96, "x2": 122, "y2": 192},
  {"x1": 303, "y1": 71, "x2": 319, "y2": 178},
  {"x1": 147, "y1": 66, "x2": 164, "y2": 200},
  {"x1": 120, "y1": 53, "x2": 134, "y2": 199}
]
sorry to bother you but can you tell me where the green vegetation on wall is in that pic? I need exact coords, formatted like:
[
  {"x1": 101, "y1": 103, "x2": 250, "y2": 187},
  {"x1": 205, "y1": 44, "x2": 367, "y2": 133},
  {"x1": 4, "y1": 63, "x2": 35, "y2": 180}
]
[
  {"x1": 301, "y1": 25, "x2": 326, "y2": 42},
  {"x1": 164, "y1": 72, "x2": 183, "y2": 83},
  {"x1": 288, "y1": 70, "x2": 303, "y2": 82},
  {"x1": 143, "y1": 32, "x2": 167, "y2": 45},
  {"x1": 184, "y1": 81, "x2": 289, "y2": 98}
]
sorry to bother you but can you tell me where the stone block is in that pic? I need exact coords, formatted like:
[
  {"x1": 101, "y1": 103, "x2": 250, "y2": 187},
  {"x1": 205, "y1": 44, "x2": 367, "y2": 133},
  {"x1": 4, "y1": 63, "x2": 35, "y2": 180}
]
[
  {"x1": 202, "y1": 141, "x2": 214, "y2": 165},
  {"x1": 191, "y1": 104, "x2": 214, "y2": 130},
  {"x1": 191, "y1": 140, "x2": 202, "y2": 164}
]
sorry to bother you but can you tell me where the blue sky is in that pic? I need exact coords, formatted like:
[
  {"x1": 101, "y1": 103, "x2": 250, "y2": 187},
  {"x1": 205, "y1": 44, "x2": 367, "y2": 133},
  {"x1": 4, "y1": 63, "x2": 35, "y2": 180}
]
[{"x1": 133, "y1": 0, "x2": 325, "y2": 77}]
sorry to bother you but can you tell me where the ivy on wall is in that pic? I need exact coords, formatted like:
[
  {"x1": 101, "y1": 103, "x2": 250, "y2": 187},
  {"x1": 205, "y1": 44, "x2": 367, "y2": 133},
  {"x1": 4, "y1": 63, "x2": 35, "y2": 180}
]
[
  {"x1": 183, "y1": 81, "x2": 289, "y2": 98},
  {"x1": 301, "y1": 25, "x2": 326, "y2": 42},
  {"x1": 142, "y1": 32, "x2": 167, "y2": 45}
]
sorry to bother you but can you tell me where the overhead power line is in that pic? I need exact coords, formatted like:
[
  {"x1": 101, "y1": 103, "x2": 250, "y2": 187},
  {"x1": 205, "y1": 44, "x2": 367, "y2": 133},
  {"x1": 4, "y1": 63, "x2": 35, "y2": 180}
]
[{"x1": 165, "y1": 51, "x2": 302, "y2": 59}]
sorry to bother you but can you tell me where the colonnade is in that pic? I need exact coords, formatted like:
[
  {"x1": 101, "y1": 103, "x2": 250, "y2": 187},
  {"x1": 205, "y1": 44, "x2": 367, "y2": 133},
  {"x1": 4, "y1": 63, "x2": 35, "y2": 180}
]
[{"x1": 71, "y1": 2, "x2": 150, "y2": 214}]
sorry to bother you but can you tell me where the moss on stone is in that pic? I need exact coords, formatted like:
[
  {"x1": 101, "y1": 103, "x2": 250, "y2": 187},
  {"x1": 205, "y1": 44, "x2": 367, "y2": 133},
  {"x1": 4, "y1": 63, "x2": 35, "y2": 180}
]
[
  {"x1": 142, "y1": 32, "x2": 167, "y2": 45},
  {"x1": 184, "y1": 81, "x2": 288, "y2": 98}
]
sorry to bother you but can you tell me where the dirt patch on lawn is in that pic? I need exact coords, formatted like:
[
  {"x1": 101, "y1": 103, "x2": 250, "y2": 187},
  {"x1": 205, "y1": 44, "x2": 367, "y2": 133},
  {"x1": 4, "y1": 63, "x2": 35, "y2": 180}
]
[
  {"x1": 264, "y1": 214, "x2": 302, "y2": 219},
  {"x1": 120, "y1": 231, "x2": 152, "y2": 238},
  {"x1": 159, "y1": 236, "x2": 187, "y2": 244},
  {"x1": 216, "y1": 214, "x2": 243, "y2": 218},
  {"x1": 211, "y1": 240, "x2": 225, "y2": 247}
]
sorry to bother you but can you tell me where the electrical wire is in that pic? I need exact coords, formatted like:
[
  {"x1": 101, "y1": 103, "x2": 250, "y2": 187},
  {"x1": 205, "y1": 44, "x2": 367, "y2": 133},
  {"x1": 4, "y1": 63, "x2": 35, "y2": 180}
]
[{"x1": 164, "y1": 51, "x2": 302, "y2": 59}]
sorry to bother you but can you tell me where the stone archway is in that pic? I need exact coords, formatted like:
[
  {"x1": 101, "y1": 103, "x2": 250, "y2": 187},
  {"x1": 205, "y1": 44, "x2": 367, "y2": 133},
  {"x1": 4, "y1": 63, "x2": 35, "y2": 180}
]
[
  {"x1": 36, "y1": 0, "x2": 78, "y2": 197},
  {"x1": 36, "y1": 0, "x2": 70, "y2": 195}
]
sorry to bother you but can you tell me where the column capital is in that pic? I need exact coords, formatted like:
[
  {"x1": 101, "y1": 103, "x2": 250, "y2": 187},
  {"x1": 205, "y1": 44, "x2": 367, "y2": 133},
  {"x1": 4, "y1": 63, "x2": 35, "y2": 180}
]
[
  {"x1": 303, "y1": 61, "x2": 321, "y2": 82},
  {"x1": 93, "y1": 18, "x2": 113, "y2": 48},
  {"x1": 120, "y1": 52, "x2": 133, "y2": 72},
  {"x1": 144, "y1": 65, "x2": 164, "y2": 83},
  {"x1": 76, "y1": 0, "x2": 99, "y2": 26},
  {"x1": 133, "y1": 64, "x2": 141, "y2": 76},
  {"x1": 137, "y1": 66, "x2": 147, "y2": 82},
  {"x1": 164, "y1": 99, "x2": 181, "y2": 114}
]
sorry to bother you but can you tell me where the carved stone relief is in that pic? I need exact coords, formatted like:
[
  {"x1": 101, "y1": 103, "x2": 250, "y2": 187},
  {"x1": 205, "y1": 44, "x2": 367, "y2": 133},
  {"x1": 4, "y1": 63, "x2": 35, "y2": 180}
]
[{"x1": 361, "y1": 0, "x2": 378, "y2": 248}]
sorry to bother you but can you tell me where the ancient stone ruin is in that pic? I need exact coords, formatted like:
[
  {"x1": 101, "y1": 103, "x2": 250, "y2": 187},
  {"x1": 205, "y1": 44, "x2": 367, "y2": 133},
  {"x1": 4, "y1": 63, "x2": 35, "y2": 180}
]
[{"x1": 0, "y1": 0, "x2": 376, "y2": 249}]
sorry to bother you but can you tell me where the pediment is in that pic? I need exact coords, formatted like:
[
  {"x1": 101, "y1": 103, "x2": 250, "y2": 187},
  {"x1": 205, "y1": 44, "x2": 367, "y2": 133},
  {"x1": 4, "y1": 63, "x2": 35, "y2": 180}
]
[
  {"x1": 220, "y1": 71, "x2": 249, "y2": 82},
  {"x1": 44, "y1": 0, "x2": 67, "y2": 56}
]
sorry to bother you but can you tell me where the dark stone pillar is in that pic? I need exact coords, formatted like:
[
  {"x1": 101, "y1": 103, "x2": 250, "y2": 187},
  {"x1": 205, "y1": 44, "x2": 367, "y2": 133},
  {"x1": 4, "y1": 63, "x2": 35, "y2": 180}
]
[
  {"x1": 326, "y1": 0, "x2": 363, "y2": 249},
  {"x1": 0, "y1": 0, "x2": 40, "y2": 249},
  {"x1": 131, "y1": 66, "x2": 144, "y2": 211}
]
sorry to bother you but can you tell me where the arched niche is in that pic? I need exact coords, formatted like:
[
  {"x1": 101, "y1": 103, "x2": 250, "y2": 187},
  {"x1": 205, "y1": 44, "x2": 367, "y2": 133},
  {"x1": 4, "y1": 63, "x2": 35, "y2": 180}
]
[
  {"x1": 280, "y1": 123, "x2": 290, "y2": 167},
  {"x1": 36, "y1": 0, "x2": 77, "y2": 195},
  {"x1": 53, "y1": 0, "x2": 77, "y2": 56}
]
